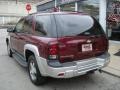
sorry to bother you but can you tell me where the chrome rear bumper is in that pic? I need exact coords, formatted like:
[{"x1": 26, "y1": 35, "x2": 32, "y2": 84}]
[{"x1": 36, "y1": 52, "x2": 110, "y2": 78}]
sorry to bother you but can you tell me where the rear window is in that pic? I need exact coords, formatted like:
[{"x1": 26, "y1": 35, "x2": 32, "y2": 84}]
[{"x1": 55, "y1": 14, "x2": 105, "y2": 37}]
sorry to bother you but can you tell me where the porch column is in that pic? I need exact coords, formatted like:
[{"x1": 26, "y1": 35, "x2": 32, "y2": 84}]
[
  {"x1": 75, "y1": 2, "x2": 78, "y2": 11},
  {"x1": 99, "y1": 0, "x2": 107, "y2": 33},
  {"x1": 2, "y1": 16, "x2": 5, "y2": 25}
]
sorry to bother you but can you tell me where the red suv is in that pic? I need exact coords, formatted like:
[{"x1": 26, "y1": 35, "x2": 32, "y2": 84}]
[{"x1": 6, "y1": 12, "x2": 110, "y2": 85}]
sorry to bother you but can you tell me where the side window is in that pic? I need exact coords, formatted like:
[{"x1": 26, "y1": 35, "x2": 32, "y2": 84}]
[
  {"x1": 35, "y1": 15, "x2": 51, "y2": 36},
  {"x1": 23, "y1": 16, "x2": 33, "y2": 34},
  {"x1": 15, "y1": 18, "x2": 24, "y2": 33}
]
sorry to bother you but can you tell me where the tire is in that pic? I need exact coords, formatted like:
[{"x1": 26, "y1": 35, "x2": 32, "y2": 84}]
[
  {"x1": 28, "y1": 55, "x2": 46, "y2": 85},
  {"x1": 7, "y1": 43, "x2": 12, "y2": 57}
]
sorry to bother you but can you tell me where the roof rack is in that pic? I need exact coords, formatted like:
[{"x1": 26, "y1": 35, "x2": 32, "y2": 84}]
[{"x1": 28, "y1": 9, "x2": 87, "y2": 16}]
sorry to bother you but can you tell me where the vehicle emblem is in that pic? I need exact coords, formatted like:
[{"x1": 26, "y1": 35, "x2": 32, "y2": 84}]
[{"x1": 87, "y1": 40, "x2": 92, "y2": 43}]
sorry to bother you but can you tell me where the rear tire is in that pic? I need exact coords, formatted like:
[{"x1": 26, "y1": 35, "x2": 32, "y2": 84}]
[
  {"x1": 7, "y1": 43, "x2": 12, "y2": 57},
  {"x1": 28, "y1": 55, "x2": 46, "y2": 85}
]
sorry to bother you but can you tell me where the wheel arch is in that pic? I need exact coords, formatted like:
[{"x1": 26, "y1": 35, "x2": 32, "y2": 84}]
[
  {"x1": 24, "y1": 44, "x2": 40, "y2": 62},
  {"x1": 24, "y1": 44, "x2": 48, "y2": 77},
  {"x1": 25, "y1": 50, "x2": 34, "y2": 62}
]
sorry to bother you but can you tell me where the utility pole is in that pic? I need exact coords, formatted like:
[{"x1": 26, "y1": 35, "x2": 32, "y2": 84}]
[
  {"x1": 16, "y1": 0, "x2": 18, "y2": 4},
  {"x1": 55, "y1": 0, "x2": 57, "y2": 8}
]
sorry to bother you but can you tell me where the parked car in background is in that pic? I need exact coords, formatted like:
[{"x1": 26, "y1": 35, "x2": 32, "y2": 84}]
[{"x1": 6, "y1": 12, "x2": 110, "y2": 85}]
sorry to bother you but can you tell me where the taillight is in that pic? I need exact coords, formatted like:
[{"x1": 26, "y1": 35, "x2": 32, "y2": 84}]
[{"x1": 48, "y1": 41, "x2": 59, "y2": 60}]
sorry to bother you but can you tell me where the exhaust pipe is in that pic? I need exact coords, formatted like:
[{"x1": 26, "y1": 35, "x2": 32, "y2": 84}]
[{"x1": 99, "y1": 69, "x2": 102, "y2": 73}]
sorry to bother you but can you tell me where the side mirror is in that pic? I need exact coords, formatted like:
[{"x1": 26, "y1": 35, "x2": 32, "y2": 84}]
[{"x1": 7, "y1": 27, "x2": 14, "y2": 32}]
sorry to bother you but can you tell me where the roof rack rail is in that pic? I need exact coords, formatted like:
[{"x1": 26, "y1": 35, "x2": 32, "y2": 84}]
[{"x1": 28, "y1": 10, "x2": 87, "y2": 16}]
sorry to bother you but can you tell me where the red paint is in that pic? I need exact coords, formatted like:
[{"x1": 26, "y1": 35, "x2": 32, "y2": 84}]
[
  {"x1": 57, "y1": 35, "x2": 108, "y2": 63},
  {"x1": 9, "y1": 12, "x2": 108, "y2": 64}
]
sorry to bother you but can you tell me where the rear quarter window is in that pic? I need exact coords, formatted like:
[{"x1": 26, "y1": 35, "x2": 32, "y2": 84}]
[{"x1": 34, "y1": 15, "x2": 57, "y2": 37}]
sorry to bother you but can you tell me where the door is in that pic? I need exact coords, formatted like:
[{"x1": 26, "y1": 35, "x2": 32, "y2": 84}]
[
  {"x1": 10, "y1": 18, "x2": 25, "y2": 52},
  {"x1": 17, "y1": 16, "x2": 33, "y2": 55}
]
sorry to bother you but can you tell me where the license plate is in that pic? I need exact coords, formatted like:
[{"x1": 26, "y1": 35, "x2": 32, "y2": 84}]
[{"x1": 82, "y1": 44, "x2": 92, "y2": 52}]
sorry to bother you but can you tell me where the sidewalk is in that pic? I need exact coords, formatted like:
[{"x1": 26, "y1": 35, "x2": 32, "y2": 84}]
[{"x1": 102, "y1": 40, "x2": 120, "y2": 77}]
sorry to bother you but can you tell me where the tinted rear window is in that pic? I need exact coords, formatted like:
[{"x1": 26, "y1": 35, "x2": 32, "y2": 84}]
[{"x1": 55, "y1": 14, "x2": 105, "y2": 37}]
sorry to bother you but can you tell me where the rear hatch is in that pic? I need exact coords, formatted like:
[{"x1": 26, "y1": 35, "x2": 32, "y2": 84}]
[{"x1": 55, "y1": 14, "x2": 108, "y2": 63}]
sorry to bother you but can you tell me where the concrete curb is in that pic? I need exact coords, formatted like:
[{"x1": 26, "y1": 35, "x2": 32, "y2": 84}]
[
  {"x1": 102, "y1": 70, "x2": 120, "y2": 78},
  {"x1": 109, "y1": 40, "x2": 120, "y2": 45}
]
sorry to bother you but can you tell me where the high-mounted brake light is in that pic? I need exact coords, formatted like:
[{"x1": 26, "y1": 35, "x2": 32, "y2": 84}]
[{"x1": 48, "y1": 42, "x2": 59, "y2": 60}]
